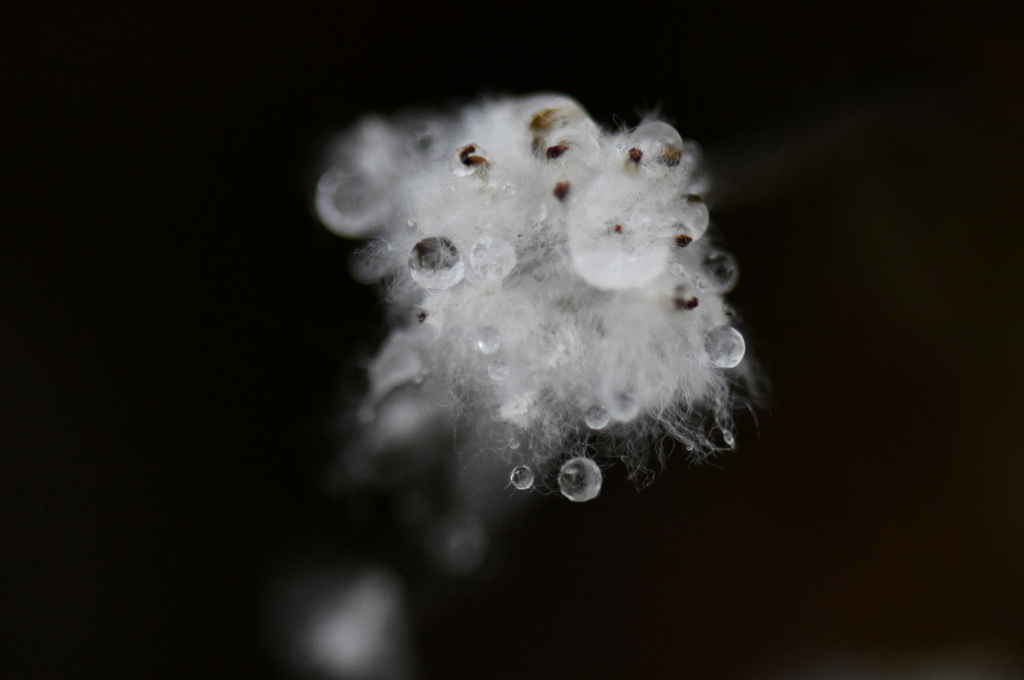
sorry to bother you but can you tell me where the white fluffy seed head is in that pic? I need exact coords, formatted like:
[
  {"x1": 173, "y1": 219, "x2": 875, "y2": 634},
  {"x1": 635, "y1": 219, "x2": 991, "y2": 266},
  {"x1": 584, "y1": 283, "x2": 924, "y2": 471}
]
[{"x1": 317, "y1": 93, "x2": 754, "y2": 489}]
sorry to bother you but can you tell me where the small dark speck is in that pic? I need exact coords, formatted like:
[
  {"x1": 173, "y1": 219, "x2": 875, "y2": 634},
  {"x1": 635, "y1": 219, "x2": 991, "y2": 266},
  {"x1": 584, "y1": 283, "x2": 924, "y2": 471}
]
[
  {"x1": 546, "y1": 143, "x2": 569, "y2": 159},
  {"x1": 417, "y1": 311, "x2": 427, "y2": 323},
  {"x1": 675, "y1": 234, "x2": 693, "y2": 247},
  {"x1": 628, "y1": 148, "x2": 643, "y2": 163},
  {"x1": 553, "y1": 181, "x2": 570, "y2": 201}
]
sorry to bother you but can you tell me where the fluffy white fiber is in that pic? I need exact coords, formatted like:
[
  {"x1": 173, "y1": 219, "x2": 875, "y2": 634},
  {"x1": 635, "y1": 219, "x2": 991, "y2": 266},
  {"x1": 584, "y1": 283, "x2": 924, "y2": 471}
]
[{"x1": 317, "y1": 93, "x2": 752, "y2": 498}]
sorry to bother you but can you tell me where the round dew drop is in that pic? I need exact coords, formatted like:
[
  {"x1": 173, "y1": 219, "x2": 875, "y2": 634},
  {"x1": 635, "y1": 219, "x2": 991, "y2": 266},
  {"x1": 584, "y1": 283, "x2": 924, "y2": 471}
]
[
  {"x1": 558, "y1": 457, "x2": 602, "y2": 502},
  {"x1": 584, "y1": 405, "x2": 610, "y2": 430},
  {"x1": 408, "y1": 237, "x2": 464, "y2": 289},
  {"x1": 510, "y1": 465, "x2": 534, "y2": 490},
  {"x1": 488, "y1": 361, "x2": 510, "y2": 381},
  {"x1": 704, "y1": 326, "x2": 746, "y2": 368},
  {"x1": 474, "y1": 326, "x2": 501, "y2": 355},
  {"x1": 702, "y1": 250, "x2": 739, "y2": 293}
]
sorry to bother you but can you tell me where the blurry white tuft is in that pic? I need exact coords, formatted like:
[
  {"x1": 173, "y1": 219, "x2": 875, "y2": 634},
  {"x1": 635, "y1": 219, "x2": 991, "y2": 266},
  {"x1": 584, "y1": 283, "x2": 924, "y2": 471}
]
[{"x1": 316, "y1": 93, "x2": 755, "y2": 498}]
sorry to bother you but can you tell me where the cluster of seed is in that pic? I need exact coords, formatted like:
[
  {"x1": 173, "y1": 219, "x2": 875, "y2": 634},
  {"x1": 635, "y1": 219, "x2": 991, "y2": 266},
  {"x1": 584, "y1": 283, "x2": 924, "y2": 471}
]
[{"x1": 316, "y1": 94, "x2": 750, "y2": 501}]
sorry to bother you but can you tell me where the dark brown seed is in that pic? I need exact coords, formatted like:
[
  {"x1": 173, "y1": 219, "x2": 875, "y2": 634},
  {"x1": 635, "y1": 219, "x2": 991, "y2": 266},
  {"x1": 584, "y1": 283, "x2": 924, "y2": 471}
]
[
  {"x1": 458, "y1": 144, "x2": 487, "y2": 167},
  {"x1": 686, "y1": 194, "x2": 703, "y2": 203},
  {"x1": 675, "y1": 234, "x2": 693, "y2": 247},
  {"x1": 546, "y1": 143, "x2": 569, "y2": 159},
  {"x1": 553, "y1": 181, "x2": 570, "y2": 201},
  {"x1": 674, "y1": 296, "x2": 699, "y2": 310},
  {"x1": 614, "y1": 224, "x2": 623, "y2": 234},
  {"x1": 416, "y1": 311, "x2": 427, "y2": 323},
  {"x1": 628, "y1": 147, "x2": 643, "y2": 163}
]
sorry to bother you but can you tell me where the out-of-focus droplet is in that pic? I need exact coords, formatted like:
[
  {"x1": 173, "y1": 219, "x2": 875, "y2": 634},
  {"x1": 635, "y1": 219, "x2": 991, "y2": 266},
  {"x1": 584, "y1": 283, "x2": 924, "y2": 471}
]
[
  {"x1": 508, "y1": 437, "x2": 520, "y2": 450},
  {"x1": 704, "y1": 326, "x2": 746, "y2": 368},
  {"x1": 315, "y1": 170, "x2": 385, "y2": 237},
  {"x1": 584, "y1": 405, "x2": 610, "y2": 430},
  {"x1": 368, "y1": 331, "x2": 424, "y2": 401},
  {"x1": 702, "y1": 249, "x2": 739, "y2": 293},
  {"x1": 474, "y1": 326, "x2": 501, "y2": 354},
  {"x1": 558, "y1": 457, "x2": 602, "y2": 502},
  {"x1": 488, "y1": 361, "x2": 509, "y2": 381},
  {"x1": 470, "y1": 235, "x2": 517, "y2": 281},
  {"x1": 676, "y1": 196, "x2": 710, "y2": 241},
  {"x1": 408, "y1": 237, "x2": 464, "y2": 289},
  {"x1": 510, "y1": 465, "x2": 534, "y2": 490},
  {"x1": 607, "y1": 391, "x2": 640, "y2": 421}
]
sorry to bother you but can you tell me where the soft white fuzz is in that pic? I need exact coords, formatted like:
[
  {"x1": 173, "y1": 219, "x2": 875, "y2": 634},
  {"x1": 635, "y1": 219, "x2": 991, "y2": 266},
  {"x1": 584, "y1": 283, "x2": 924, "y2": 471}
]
[{"x1": 317, "y1": 94, "x2": 751, "y2": 491}]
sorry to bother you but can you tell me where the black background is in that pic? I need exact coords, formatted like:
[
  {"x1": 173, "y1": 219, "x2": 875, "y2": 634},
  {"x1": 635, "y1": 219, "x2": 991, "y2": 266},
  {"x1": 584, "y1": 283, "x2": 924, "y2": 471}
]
[{"x1": 4, "y1": 1, "x2": 1024, "y2": 678}]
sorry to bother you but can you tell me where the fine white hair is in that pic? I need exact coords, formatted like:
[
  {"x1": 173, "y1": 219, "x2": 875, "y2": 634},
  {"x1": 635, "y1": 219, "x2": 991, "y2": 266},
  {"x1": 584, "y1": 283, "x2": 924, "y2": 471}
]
[{"x1": 316, "y1": 93, "x2": 753, "y2": 496}]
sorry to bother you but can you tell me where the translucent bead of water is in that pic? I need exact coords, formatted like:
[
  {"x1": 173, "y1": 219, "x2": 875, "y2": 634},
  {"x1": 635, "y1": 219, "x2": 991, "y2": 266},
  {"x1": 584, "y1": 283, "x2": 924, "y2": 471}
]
[
  {"x1": 629, "y1": 121, "x2": 684, "y2": 166},
  {"x1": 470, "y1": 235, "x2": 517, "y2": 281},
  {"x1": 510, "y1": 465, "x2": 534, "y2": 490},
  {"x1": 558, "y1": 457, "x2": 602, "y2": 502},
  {"x1": 676, "y1": 196, "x2": 710, "y2": 241},
  {"x1": 584, "y1": 405, "x2": 610, "y2": 430},
  {"x1": 314, "y1": 170, "x2": 383, "y2": 237},
  {"x1": 474, "y1": 326, "x2": 501, "y2": 355},
  {"x1": 488, "y1": 361, "x2": 509, "y2": 381},
  {"x1": 704, "y1": 326, "x2": 746, "y2": 368},
  {"x1": 722, "y1": 429, "x2": 735, "y2": 447},
  {"x1": 702, "y1": 249, "x2": 739, "y2": 293},
  {"x1": 408, "y1": 237, "x2": 464, "y2": 289}
]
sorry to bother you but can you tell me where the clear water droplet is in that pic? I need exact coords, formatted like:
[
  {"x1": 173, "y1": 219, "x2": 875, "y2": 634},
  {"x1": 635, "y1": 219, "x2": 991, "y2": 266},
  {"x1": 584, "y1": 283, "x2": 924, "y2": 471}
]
[
  {"x1": 510, "y1": 465, "x2": 534, "y2": 490},
  {"x1": 314, "y1": 170, "x2": 384, "y2": 237},
  {"x1": 508, "y1": 437, "x2": 520, "y2": 450},
  {"x1": 629, "y1": 121, "x2": 684, "y2": 166},
  {"x1": 584, "y1": 405, "x2": 610, "y2": 430},
  {"x1": 676, "y1": 197, "x2": 710, "y2": 241},
  {"x1": 408, "y1": 237, "x2": 464, "y2": 289},
  {"x1": 702, "y1": 249, "x2": 739, "y2": 293},
  {"x1": 704, "y1": 326, "x2": 746, "y2": 368},
  {"x1": 669, "y1": 262, "x2": 685, "y2": 277},
  {"x1": 558, "y1": 457, "x2": 602, "y2": 502},
  {"x1": 474, "y1": 326, "x2": 501, "y2": 354},
  {"x1": 470, "y1": 235, "x2": 517, "y2": 281},
  {"x1": 607, "y1": 391, "x2": 640, "y2": 421},
  {"x1": 722, "y1": 429, "x2": 735, "y2": 447},
  {"x1": 488, "y1": 361, "x2": 509, "y2": 381}
]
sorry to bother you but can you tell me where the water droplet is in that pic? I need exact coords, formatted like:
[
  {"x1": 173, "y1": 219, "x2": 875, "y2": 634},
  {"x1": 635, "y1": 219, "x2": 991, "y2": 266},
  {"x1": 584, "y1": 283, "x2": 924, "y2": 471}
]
[
  {"x1": 510, "y1": 465, "x2": 534, "y2": 490},
  {"x1": 702, "y1": 249, "x2": 739, "y2": 293},
  {"x1": 558, "y1": 457, "x2": 602, "y2": 502},
  {"x1": 408, "y1": 237, "x2": 464, "y2": 289},
  {"x1": 584, "y1": 405, "x2": 610, "y2": 430},
  {"x1": 470, "y1": 235, "x2": 517, "y2": 281},
  {"x1": 475, "y1": 326, "x2": 501, "y2": 355},
  {"x1": 722, "y1": 429, "x2": 735, "y2": 447},
  {"x1": 607, "y1": 391, "x2": 640, "y2": 421},
  {"x1": 704, "y1": 326, "x2": 746, "y2": 368},
  {"x1": 669, "y1": 262, "x2": 685, "y2": 277},
  {"x1": 629, "y1": 121, "x2": 684, "y2": 166},
  {"x1": 488, "y1": 361, "x2": 509, "y2": 381},
  {"x1": 502, "y1": 181, "x2": 518, "y2": 196},
  {"x1": 675, "y1": 196, "x2": 710, "y2": 241},
  {"x1": 508, "y1": 437, "x2": 520, "y2": 450},
  {"x1": 315, "y1": 170, "x2": 385, "y2": 237}
]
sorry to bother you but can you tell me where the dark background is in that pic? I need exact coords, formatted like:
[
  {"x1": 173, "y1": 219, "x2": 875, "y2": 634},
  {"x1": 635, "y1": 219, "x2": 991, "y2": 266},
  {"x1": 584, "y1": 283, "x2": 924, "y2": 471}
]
[{"x1": 4, "y1": 1, "x2": 1024, "y2": 678}]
